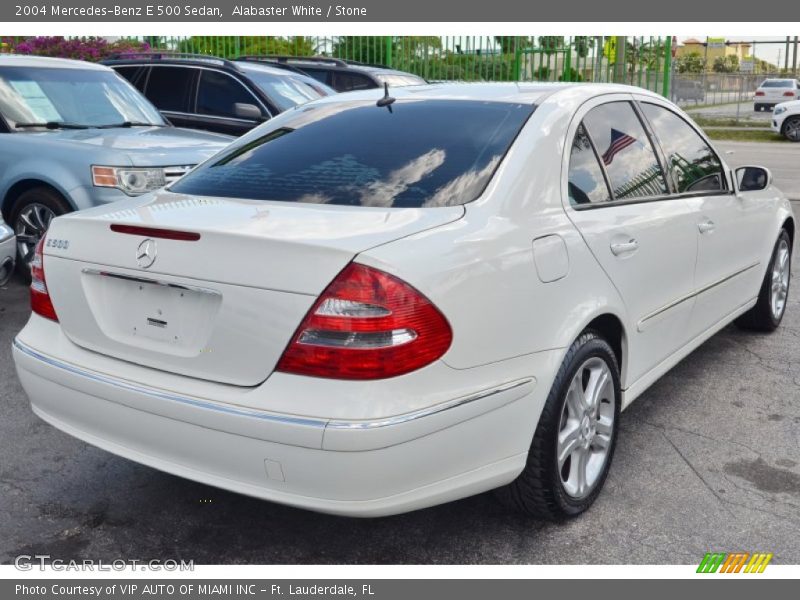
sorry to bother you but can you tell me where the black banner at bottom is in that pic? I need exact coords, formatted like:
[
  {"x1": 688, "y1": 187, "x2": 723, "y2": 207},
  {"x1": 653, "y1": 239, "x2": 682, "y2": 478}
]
[{"x1": 3, "y1": 579, "x2": 796, "y2": 600}]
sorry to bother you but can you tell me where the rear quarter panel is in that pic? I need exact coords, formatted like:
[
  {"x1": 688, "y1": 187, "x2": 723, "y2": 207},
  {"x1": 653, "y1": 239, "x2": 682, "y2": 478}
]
[{"x1": 358, "y1": 98, "x2": 630, "y2": 380}]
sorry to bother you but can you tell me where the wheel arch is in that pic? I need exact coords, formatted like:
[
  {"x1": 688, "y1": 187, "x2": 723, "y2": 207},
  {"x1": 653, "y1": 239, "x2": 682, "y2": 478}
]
[
  {"x1": 579, "y1": 312, "x2": 628, "y2": 388},
  {"x1": 2, "y1": 179, "x2": 74, "y2": 222},
  {"x1": 781, "y1": 114, "x2": 800, "y2": 137},
  {"x1": 782, "y1": 216, "x2": 795, "y2": 245}
]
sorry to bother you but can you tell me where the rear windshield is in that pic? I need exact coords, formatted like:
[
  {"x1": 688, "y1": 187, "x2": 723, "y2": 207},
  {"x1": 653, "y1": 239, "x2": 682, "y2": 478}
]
[
  {"x1": 761, "y1": 80, "x2": 795, "y2": 88},
  {"x1": 170, "y1": 99, "x2": 533, "y2": 208}
]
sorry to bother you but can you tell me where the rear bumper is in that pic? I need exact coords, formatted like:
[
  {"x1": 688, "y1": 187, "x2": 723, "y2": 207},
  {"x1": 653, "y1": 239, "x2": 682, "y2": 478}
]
[{"x1": 13, "y1": 337, "x2": 545, "y2": 517}]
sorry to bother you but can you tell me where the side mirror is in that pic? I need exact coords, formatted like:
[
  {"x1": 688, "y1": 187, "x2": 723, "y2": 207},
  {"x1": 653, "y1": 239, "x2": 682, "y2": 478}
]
[
  {"x1": 736, "y1": 166, "x2": 772, "y2": 192},
  {"x1": 233, "y1": 103, "x2": 263, "y2": 121}
]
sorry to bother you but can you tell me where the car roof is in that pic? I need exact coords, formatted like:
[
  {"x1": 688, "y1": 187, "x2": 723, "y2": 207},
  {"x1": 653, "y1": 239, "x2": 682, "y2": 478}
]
[
  {"x1": 328, "y1": 63, "x2": 423, "y2": 78},
  {"x1": 0, "y1": 54, "x2": 112, "y2": 71},
  {"x1": 305, "y1": 81, "x2": 663, "y2": 106},
  {"x1": 103, "y1": 53, "x2": 313, "y2": 79},
  {"x1": 236, "y1": 56, "x2": 422, "y2": 78},
  {"x1": 234, "y1": 60, "x2": 311, "y2": 78}
]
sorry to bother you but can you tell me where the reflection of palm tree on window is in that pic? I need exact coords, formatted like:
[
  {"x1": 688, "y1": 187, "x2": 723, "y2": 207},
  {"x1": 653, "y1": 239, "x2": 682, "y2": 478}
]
[{"x1": 668, "y1": 151, "x2": 721, "y2": 192}]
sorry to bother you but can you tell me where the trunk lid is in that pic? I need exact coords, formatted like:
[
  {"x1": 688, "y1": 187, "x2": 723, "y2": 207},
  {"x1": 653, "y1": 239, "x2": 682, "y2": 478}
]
[{"x1": 43, "y1": 190, "x2": 463, "y2": 386}]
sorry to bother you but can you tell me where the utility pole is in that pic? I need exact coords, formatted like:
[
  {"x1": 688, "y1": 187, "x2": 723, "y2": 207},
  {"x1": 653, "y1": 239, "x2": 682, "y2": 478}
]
[
  {"x1": 785, "y1": 36, "x2": 790, "y2": 71},
  {"x1": 793, "y1": 36, "x2": 798, "y2": 76}
]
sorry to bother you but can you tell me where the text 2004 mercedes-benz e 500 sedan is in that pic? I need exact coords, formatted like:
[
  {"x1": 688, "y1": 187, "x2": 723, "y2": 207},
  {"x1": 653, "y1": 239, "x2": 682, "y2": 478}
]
[{"x1": 13, "y1": 83, "x2": 794, "y2": 518}]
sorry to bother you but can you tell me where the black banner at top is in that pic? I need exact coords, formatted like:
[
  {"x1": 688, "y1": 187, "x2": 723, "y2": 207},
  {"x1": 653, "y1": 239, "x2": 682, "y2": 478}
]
[{"x1": 1, "y1": 0, "x2": 795, "y2": 22}]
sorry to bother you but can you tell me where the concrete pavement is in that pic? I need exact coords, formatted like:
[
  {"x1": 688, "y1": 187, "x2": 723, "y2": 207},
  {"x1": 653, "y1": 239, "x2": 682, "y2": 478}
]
[{"x1": 716, "y1": 141, "x2": 800, "y2": 199}]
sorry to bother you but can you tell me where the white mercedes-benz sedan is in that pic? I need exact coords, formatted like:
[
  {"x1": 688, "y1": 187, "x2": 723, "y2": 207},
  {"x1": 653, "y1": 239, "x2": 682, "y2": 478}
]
[{"x1": 13, "y1": 83, "x2": 794, "y2": 519}]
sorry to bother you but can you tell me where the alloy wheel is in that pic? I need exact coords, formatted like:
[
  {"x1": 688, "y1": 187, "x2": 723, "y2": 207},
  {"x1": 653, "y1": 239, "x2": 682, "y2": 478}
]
[
  {"x1": 557, "y1": 357, "x2": 616, "y2": 499},
  {"x1": 15, "y1": 203, "x2": 56, "y2": 267},
  {"x1": 784, "y1": 118, "x2": 800, "y2": 142},
  {"x1": 771, "y1": 238, "x2": 791, "y2": 319}
]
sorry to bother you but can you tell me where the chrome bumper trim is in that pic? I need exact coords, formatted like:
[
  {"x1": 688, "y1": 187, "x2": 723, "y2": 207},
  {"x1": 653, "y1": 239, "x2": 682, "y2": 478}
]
[
  {"x1": 82, "y1": 268, "x2": 221, "y2": 297},
  {"x1": 13, "y1": 338, "x2": 326, "y2": 429},
  {"x1": 13, "y1": 338, "x2": 532, "y2": 432},
  {"x1": 326, "y1": 378, "x2": 533, "y2": 430}
]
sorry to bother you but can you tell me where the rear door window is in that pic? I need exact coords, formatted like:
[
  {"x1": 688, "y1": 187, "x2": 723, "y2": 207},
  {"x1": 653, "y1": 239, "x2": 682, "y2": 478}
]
[
  {"x1": 582, "y1": 101, "x2": 668, "y2": 200},
  {"x1": 197, "y1": 70, "x2": 257, "y2": 119},
  {"x1": 145, "y1": 66, "x2": 195, "y2": 112},
  {"x1": 568, "y1": 124, "x2": 611, "y2": 206},
  {"x1": 640, "y1": 103, "x2": 725, "y2": 193},
  {"x1": 170, "y1": 99, "x2": 533, "y2": 208}
]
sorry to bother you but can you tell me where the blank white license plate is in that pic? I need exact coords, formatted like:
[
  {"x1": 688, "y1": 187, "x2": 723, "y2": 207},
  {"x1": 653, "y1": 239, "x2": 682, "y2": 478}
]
[{"x1": 82, "y1": 270, "x2": 222, "y2": 357}]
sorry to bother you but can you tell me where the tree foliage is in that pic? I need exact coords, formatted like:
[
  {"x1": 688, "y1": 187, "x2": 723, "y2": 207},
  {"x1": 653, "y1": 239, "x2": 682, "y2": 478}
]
[
  {"x1": 175, "y1": 36, "x2": 317, "y2": 58},
  {"x1": 676, "y1": 51, "x2": 705, "y2": 74},
  {"x1": 4, "y1": 36, "x2": 150, "y2": 61},
  {"x1": 712, "y1": 55, "x2": 739, "y2": 73}
]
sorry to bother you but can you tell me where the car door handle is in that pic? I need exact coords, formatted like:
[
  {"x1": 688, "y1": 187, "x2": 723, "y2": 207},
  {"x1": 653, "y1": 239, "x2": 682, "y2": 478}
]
[
  {"x1": 698, "y1": 219, "x2": 716, "y2": 234},
  {"x1": 610, "y1": 239, "x2": 639, "y2": 256}
]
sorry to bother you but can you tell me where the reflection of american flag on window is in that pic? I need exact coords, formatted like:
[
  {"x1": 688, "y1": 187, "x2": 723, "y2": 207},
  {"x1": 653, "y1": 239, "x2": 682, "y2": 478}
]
[{"x1": 601, "y1": 129, "x2": 636, "y2": 165}]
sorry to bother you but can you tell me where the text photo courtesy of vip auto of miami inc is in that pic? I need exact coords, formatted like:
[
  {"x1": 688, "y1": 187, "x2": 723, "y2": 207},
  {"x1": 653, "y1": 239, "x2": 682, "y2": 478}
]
[{"x1": 0, "y1": 13, "x2": 799, "y2": 593}]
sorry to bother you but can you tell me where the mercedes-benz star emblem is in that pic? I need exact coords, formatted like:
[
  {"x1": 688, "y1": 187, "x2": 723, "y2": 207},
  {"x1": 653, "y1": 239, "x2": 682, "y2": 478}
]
[{"x1": 136, "y1": 238, "x2": 157, "y2": 269}]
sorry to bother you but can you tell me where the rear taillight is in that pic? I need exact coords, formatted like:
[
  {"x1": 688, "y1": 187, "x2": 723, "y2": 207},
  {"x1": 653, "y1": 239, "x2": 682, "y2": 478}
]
[
  {"x1": 30, "y1": 237, "x2": 58, "y2": 321},
  {"x1": 276, "y1": 263, "x2": 452, "y2": 380},
  {"x1": 783, "y1": 91, "x2": 796, "y2": 97},
  {"x1": 755, "y1": 91, "x2": 766, "y2": 96}
]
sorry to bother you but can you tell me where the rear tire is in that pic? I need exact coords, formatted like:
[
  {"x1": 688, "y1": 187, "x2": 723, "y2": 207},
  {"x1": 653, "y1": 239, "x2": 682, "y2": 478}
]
[
  {"x1": 736, "y1": 230, "x2": 792, "y2": 331},
  {"x1": 496, "y1": 331, "x2": 621, "y2": 519},
  {"x1": 9, "y1": 187, "x2": 70, "y2": 282}
]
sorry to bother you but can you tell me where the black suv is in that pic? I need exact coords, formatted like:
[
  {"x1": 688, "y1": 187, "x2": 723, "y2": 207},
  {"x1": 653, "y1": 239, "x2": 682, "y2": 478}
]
[
  {"x1": 236, "y1": 56, "x2": 426, "y2": 93},
  {"x1": 103, "y1": 53, "x2": 335, "y2": 136}
]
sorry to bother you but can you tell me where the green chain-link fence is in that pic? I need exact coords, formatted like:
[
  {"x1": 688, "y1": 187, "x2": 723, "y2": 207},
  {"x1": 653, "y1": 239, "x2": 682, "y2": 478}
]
[{"x1": 1, "y1": 35, "x2": 675, "y2": 96}]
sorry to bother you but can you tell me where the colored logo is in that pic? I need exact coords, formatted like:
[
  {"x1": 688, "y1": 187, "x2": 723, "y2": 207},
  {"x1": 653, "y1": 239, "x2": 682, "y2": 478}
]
[{"x1": 697, "y1": 552, "x2": 773, "y2": 573}]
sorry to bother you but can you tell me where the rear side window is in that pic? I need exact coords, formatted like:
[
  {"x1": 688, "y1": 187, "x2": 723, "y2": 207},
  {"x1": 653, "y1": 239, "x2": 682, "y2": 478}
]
[
  {"x1": 170, "y1": 100, "x2": 533, "y2": 208},
  {"x1": 640, "y1": 103, "x2": 725, "y2": 193},
  {"x1": 146, "y1": 66, "x2": 195, "y2": 112},
  {"x1": 582, "y1": 102, "x2": 668, "y2": 200},
  {"x1": 298, "y1": 68, "x2": 332, "y2": 86},
  {"x1": 197, "y1": 70, "x2": 256, "y2": 118},
  {"x1": 568, "y1": 124, "x2": 611, "y2": 206},
  {"x1": 333, "y1": 72, "x2": 375, "y2": 91}
]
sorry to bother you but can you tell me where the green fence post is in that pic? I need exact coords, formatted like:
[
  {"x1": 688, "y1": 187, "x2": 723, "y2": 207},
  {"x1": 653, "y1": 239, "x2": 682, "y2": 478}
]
[
  {"x1": 562, "y1": 40, "x2": 572, "y2": 81},
  {"x1": 662, "y1": 35, "x2": 673, "y2": 98},
  {"x1": 614, "y1": 36, "x2": 626, "y2": 83},
  {"x1": 514, "y1": 38, "x2": 522, "y2": 81},
  {"x1": 384, "y1": 36, "x2": 393, "y2": 67}
]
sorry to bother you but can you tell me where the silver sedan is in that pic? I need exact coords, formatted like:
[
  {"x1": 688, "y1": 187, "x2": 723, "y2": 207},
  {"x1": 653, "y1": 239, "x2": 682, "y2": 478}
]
[{"x1": 0, "y1": 216, "x2": 14, "y2": 286}]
